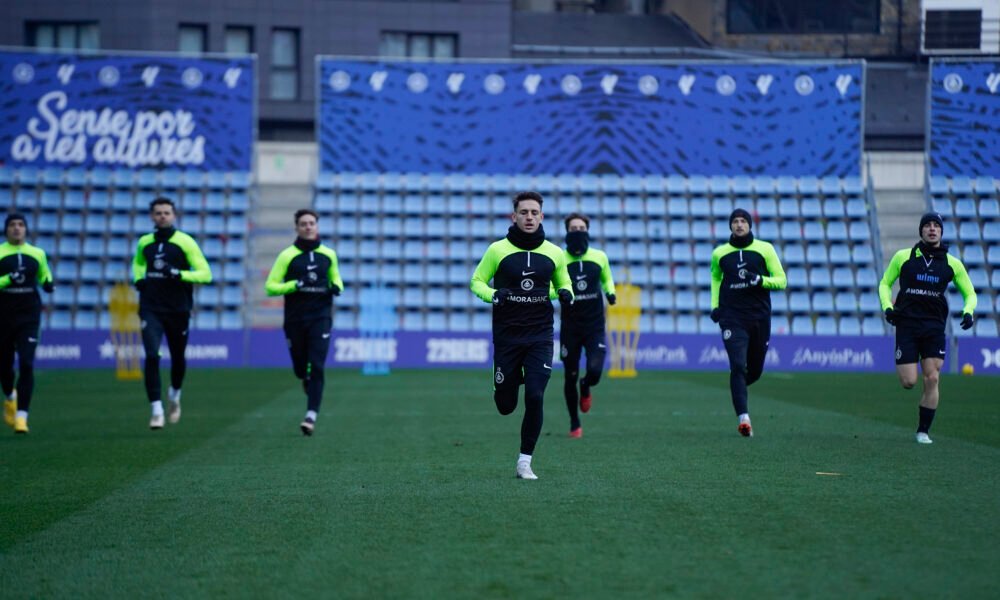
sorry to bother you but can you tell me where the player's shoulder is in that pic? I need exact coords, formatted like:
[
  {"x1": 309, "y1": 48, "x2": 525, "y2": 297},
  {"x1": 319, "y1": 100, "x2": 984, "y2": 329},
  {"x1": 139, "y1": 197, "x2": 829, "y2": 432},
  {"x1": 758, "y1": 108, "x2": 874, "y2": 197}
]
[
  {"x1": 748, "y1": 238, "x2": 777, "y2": 253},
  {"x1": 585, "y1": 247, "x2": 609, "y2": 262},
  {"x1": 172, "y1": 230, "x2": 200, "y2": 245},
  {"x1": 890, "y1": 247, "x2": 911, "y2": 262},
  {"x1": 537, "y1": 240, "x2": 566, "y2": 261},
  {"x1": 945, "y1": 252, "x2": 967, "y2": 270},
  {"x1": 317, "y1": 244, "x2": 338, "y2": 258},
  {"x1": 136, "y1": 232, "x2": 156, "y2": 247}
]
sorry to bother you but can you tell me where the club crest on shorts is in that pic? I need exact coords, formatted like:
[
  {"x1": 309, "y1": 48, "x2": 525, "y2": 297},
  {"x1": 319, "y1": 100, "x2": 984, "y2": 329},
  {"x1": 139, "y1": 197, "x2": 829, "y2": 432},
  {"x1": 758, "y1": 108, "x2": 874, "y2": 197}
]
[
  {"x1": 521, "y1": 278, "x2": 534, "y2": 291},
  {"x1": 495, "y1": 367, "x2": 504, "y2": 384},
  {"x1": 560, "y1": 344, "x2": 568, "y2": 358},
  {"x1": 895, "y1": 347, "x2": 902, "y2": 360},
  {"x1": 723, "y1": 329, "x2": 732, "y2": 340},
  {"x1": 576, "y1": 279, "x2": 588, "y2": 291}
]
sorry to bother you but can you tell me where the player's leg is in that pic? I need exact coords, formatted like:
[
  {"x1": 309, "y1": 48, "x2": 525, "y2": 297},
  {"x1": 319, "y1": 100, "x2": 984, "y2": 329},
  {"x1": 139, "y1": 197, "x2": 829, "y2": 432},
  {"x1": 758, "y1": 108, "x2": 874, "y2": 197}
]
[
  {"x1": 11, "y1": 321, "x2": 39, "y2": 433},
  {"x1": 894, "y1": 328, "x2": 919, "y2": 389},
  {"x1": 579, "y1": 330, "x2": 607, "y2": 412},
  {"x1": 516, "y1": 341, "x2": 553, "y2": 479},
  {"x1": 559, "y1": 334, "x2": 583, "y2": 434},
  {"x1": 914, "y1": 331, "x2": 946, "y2": 444},
  {"x1": 745, "y1": 318, "x2": 770, "y2": 387},
  {"x1": 0, "y1": 325, "x2": 16, "y2": 427},
  {"x1": 721, "y1": 322, "x2": 753, "y2": 436},
  {"x1": 284, "y1": 321, "x2": 309, "y2": 383},
  {"x1": 299, "y1": 318, "x2": 332, "y2": 436},
  {"x1": 161, "y1": 312, "x2": 190, "y2": 423},
  {"x1": 492, "y1": 343, "x2": 525, "y2": 416},
  {"x1": 140, "y1": 311, "x2": 167, "y2": 428}
]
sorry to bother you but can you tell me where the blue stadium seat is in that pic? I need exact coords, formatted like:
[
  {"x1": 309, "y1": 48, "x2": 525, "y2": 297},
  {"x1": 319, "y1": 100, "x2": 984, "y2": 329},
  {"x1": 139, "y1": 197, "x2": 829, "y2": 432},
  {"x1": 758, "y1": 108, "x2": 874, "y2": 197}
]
[
  {"x1": 673, "y1": 266, "x2": 695, "y2": 286},
  {"x1": 954, "y1": 199, "x2": 977, "y2": 219},
  {"x1": 198, "y1": 286, "x2": 221, "y2": 306},
  {"x1": 960, "y1": 244, "x2": 985, "y2": 265},
  {"x1": 220, "y1": 310, "x2": 243, "y2": 329},
  {"x1": 852, "y1": 244, "x2": 875, "y2": 265},
  {"x1": 137, "y1": 170, "x2": 159, "y2": 189},
  {"x1": 708, "y1": 176, "x2": 729, "y2": 197},
  {"x1": 828, "y1": 244, "x2": 851, "y2": 264},
  {"x1": 64, "y1": 189, "x2": 87, "y2": 210},
  {"x1": 82, "y1": 238, "x2": 105, "y2": 257},
  {"x1": 711, "y1": 197, "x2": 733, "y2": 218},
  {"x1": 803, "y1": 222, "x2": 825, "y2": 242},
  {"x1": 968, "y1": 269, "x2": 988, "y2": 290},
  {"x1": 194, "y1": 312, "x2": 220, "y2": 329},
  {"x1": 842, "y1": 176, "x2": 863, "y2": 198},
  {"x1": 776, "y1": 176, "x2": 798, "y2": 197},
  {"x1": 928, "y1": 175, "x2": 949, "y2": 197},
  {"x1": 799, "y1": 176, "x2": 820, "y2": 198},
  {"x1": 855, "y1": 269, "x2": 878, "y2": 290},
  {"x1": 858, "y1": 294, "x2": 881, "y2": 313},
  {"x1": 980, "y1": 199, "x2": 999, "y2": 220},
  {"x1": 813, "y1": 292, "x2": 834, "y2": 312},
  {"x1": 753, "y1": 176, "x2": 775, "y2": 196},
  {"x1": 951, "y1": 176, "x2": 974, "y2": 197},
  {"x1": 41, "y1": 168, "x2": 64, "y2": 188},
  {"x1": 983, "y1": 222, "x2": 1000, "y2": 242},
  {"x1": 835, "y1": 316, "x2": 860, "y2": 335},
  {"x1": 0, "y1": 166, "x2": 13, "y2": 186},
  {"x1": 49, "y1": 310, "x2": 72, "y2": 329},
  {"x1": 16, "y1": 167, "x2": 39, "y2": 186},
  {"x1": 771, "y1": 293, "x2": 788, "y2": 313},
  {"x1": 835, "y1": 291, "x2": 858, "y2": 313},
  {"x1": 676, "y1": 315, "x2": 698, "y2": 334},
  {"x1": 845, "y1": 198, "x2": 867, "y2": 218},
  {"x1": 930, "y1": 197, "x2": 953, "y2": 218},
  {"x1": 778, "y1": 198, "x2": 799, "y2": 218},
  {"x1": 731, "y1": 176, "x2": 753, "y2": 197},
  {"x1": 622, "y1": 197, "x2": 645, "y2": 217},
  {"x1": 974, "y1": 176, "x2": 997, "y2": 197},
  {"x1": 805, "y1": 243, "x2": 827, "y2": 263},
  {"x1": 624, "y1": 219, "x2": 646, "y2": 240},
  {"x1": 815, "y1": 316, "x2": 837, "y2": 335},
  {"x1": 755, "y1": 197, "x2": 777, "y2": 218},
  {"x1": 649, "y1": 242, "x2": 669, "y2": 262},
  {"x1": 757, "y1": 221, "x2": 778, "y2": 240},
  {"x1": 848, "y1": 222, "x2": 871, "y2": 242},
  {"x1": 976, "y1": 318, "x2": 998, "y2": 337},
  {"x1": 958, "y1": 221, "x2": 981, "y2": 242},
  {"x1": 666, "y1": 174, "x2": 687, "y2": 196},
  {"x1": 74, "y1": 311, "x2": 97, "y2": 329},
  {"x1": 669, "y1": 242, "x2": 692, "y2": 263},
  {"x1": 36, "y1": 214, "x2": 59, "y2": 234},
  {"x1": 0, "y1": 188, "x2": 11, "y2": 205},
  {"x1": 809, "y1": 269, "x2": 832, "y2": 289},
  {"x1": 988, "y1": 246, "x2": 1000, "y2": 267},
  {"x1": 788, "y1": 291, "x2": 810, "y2": 312},
  {"x1": 40, "y1": 189, "x2": 61, "y2": 209},
  {"x1": 779, "y1": 221, "x2": 799, "y2": 240},
  {"x1": 783, "y1": 243, "x2": 805, "y2": 265},
  {"x1": 791, "y1": 316, "x2": 814, "y2": 335},
  {"x1": 800, "y1": 198, "x2": 822, "y2": 219}
]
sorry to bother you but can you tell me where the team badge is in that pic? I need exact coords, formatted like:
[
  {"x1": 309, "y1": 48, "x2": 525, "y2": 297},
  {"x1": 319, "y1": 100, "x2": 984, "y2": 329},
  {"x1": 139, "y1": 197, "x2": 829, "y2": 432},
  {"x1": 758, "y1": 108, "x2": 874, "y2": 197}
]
[
  {"x1": 895, "y1": 348, "x2": 902, "y2": 360},
  {"x1": 521, "y1": 278, "x2": 534, "y2": 291},
  {"x1": 495, "y1": 368, "x2": 504, "y2": 384},
  {"x1": 576, "y1": 279, "x2": 588, "y2": 291},
  {"x1": 723, "y1": 329, "x2": 732, "y2": 340},
  {"x1": 560, "y1": 345, "x2": 568, "y2": 358},
  {"x1": 154, "y1": 259, "x2": 166, "y2": 270}
]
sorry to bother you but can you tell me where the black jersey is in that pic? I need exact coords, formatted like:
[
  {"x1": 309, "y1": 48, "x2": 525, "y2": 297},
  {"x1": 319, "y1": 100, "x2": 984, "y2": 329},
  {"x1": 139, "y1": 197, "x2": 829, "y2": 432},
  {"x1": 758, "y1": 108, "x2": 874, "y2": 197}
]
[
  {"x1": 879, "y1": 243, "x2": 977, "y2": 326},
  {"x1": 265, "y1": 240, "x2": 344, "y2": 324}
]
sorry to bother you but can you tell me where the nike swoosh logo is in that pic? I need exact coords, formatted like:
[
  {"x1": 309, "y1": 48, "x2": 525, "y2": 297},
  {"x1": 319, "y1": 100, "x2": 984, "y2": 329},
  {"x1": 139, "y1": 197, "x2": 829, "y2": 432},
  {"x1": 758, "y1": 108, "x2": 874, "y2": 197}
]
[
  {"x1": 307, "y1": 265, "x2": 318, "y2": 270},
  {"x1": 522, "y1": 271, "x2": 535, "y2": 276},
  {"x1": 575, "y1": 275, "x2": 586, "y2": 280},
  {"x1": 737, "y1": 262, "x2": 746, "y2": 268},
  {"x1": 598, "y1": 344, "x2": 606, "y2": 349},
  {"x1": 322, "y1": 333, "x2": 330, "y2": 339},
  {"x1": 542, "y1": 364, "x2": 551, "y2": 370},
  {"x1": 938, "y1": 350, "x2": 945, "y2": 354},
  {"x1": 27, "y1": 337, "x2": 37, "y2": 343}
]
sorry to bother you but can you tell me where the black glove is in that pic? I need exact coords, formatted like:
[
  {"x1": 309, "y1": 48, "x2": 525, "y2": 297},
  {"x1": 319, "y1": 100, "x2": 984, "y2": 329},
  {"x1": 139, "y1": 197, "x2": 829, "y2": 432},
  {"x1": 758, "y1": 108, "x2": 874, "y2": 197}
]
[
  {"x1": 134, "y1": 279, "x2": 146, "y2": 292},
  {"x1": 42, "y1": 281, "x2": 54, "y2": 293},
  {"x1": 166, "y1": 268, "x2": 182, "y2": 280},
  {"x1": 328, "y1": 284, "x2": 341, "y2": 297},
  {"x1": 710, "y1": 308, "x2": 720, "y2": 323},
  {"x1": 960, "y1": 313, "x2": 974, "y2": 330},
  {"x1": 748, "y1": 272, "x2": 763, "y2": 287},
  {"x1": 884, "y1": 308, "x2": 897, "y2": 326},
  {"x1": 606, "y1": 293, "x2": 617, "y2": 306},
  {"x1": 492, "y1": 288, "x2": 511, "y2": 307},
  {"x1": 558, "y1": 288, "x2": 573, "y2": 306}
]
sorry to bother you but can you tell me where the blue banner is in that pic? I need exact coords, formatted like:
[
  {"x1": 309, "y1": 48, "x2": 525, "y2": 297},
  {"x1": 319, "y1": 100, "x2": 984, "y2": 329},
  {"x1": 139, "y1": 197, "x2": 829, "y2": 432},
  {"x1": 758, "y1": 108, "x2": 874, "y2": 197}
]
[
  {"x1": 0, "y1": 50, "x2": 254, "y2": 171},
  {"x1": 929, "y1": 59, "x2": 1000, "y2": 177},
  {"x1": 318, "y1": 59, "x2": 863, "y2": 177}
]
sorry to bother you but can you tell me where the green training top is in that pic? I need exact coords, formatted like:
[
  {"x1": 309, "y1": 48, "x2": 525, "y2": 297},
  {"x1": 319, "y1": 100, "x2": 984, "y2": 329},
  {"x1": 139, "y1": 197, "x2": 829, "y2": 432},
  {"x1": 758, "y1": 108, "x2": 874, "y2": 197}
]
[
  {"x1": 878, "y1": 244, "x2": 976, "y2": 326},
  {"x1": 710, "y1": 238, "x2": 787, "y2": 321}
]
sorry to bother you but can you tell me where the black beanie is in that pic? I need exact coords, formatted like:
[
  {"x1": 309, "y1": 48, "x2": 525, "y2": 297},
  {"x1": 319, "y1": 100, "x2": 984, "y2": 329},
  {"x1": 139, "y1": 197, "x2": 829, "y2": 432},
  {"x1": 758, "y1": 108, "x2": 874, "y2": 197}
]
[
  {"x1": 729, "y1": 208, "x2": 753, "y2": 230},
  {"x1": 4, "y1": 212, "x2": 28, "y2": 235},
  {"x1": 919, "y1": 212, "x2": 943, "y2": 235}
]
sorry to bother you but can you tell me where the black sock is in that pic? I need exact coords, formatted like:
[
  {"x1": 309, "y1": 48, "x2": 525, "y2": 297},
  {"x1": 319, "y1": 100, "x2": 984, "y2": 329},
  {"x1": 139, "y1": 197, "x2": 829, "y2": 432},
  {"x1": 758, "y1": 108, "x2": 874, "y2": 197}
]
[
  {"x1": 918, "y1": 406, "x2": 936, "y2": 433},
  {"x1": 579, "y1": 378, "x2": 590, "y2": 398}
]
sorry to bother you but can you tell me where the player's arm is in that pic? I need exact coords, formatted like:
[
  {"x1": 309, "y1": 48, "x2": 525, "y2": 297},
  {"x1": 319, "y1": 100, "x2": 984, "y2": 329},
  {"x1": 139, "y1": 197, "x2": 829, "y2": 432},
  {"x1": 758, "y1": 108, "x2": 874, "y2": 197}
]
[
  {"x1": 552, "y1": 253, "x2": 573, "y2": 299},
  {"x1": 599, "y1": 252, "x2": 616, "y2": 296},
  {"x1": 0, "y1": 247, "x2": 12, "y2": 289},
  {"x1": 710, "y1": 248, "x2": 723, "y2": 309},
  {"x1": 132, "y1": 237, "x2": 150, "y2": 282},
  {"x1": 265, "y1": 249, "x2": 298, "y2": 296},
  {"x1": 878, "y1": 250, "x2": 907, "y2": 311},
  {"x1": 760, "y1": 243, "x2": 786, "y2": 290},
  {"x1": 326, "y1": 248, "x2": 344, "y2": 293},
  {"x1": 34, "y1": 248, "x2": 54, "y2": 292},
  {"x1": 178, "y1": 236, "x2": 212, "y2": 284},
  {"x1": 470, "y1": 245, "x2": 500, "y2": 303},
  {"x1": 948, "y1": 255, "x2": 978, "y2": 315}
]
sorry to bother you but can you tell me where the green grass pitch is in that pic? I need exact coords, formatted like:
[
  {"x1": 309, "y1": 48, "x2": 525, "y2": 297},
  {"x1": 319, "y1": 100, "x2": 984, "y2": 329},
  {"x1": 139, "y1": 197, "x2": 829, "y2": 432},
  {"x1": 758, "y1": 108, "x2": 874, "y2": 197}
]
[{"x1": 1, "y1": 368, "x2": 998, "y2": 598}]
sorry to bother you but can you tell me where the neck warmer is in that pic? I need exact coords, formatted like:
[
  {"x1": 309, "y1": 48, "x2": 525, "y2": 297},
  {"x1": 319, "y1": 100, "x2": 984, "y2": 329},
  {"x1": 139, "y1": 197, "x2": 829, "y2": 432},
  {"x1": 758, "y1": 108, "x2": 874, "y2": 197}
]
[
  {"x1": 154, "y1": 226, "x2": 176, "y2": 242},
  {"x1": 916, "y1": 240, "x2": 948, "y2": 259},
  {"x1": 294, "y1": 237, "x2": 321, "y2": 252},
  {"x1": 729, "y1": 231, "x2": 754, "y2": 249},
  {"x1": 507, "y1": 223, "x2": 546, "y2": 251},
  {"x1": 565, "y1": 230, "x2": 589, "y2": 256}
]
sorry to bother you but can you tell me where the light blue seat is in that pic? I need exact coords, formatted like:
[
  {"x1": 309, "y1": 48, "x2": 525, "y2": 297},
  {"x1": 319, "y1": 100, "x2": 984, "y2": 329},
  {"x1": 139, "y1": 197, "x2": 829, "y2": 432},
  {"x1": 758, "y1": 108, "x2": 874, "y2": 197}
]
[
  {"x1": 979, "y1": 199, "x2": 999, "y2": 220},
  {"x1": 778, "y1": 198, "x2": 799, "y2": 218},
  {"x1": 803, "y1": 222, "x2": 825, "y2": 242},
  {"x1": 852, "y1": 244, "x2": 875, "y2": 265},
  {"x1": 988, "y1": 246, "x2": 1000, "y2": 266},
  {"x1": 731, "y1": 176, "x2": 753, "y2": 197},
  {"x1": 845, "y1": 199, "x2": 867, "y2": 218},
  {"x1": 858, "y1": 294, "x2": 881, "y2": 313},
  {"x1": 40, "y1": 189, "x2": 62, "y2": 209},
  {"x1": 776, "y1": 176, "x2": 798, "y2": 197},
  {"x1": 670, "y1": 242, "x2": 692, "y2": 263},
  {"x1": 82, "y1": 238, "x2": 105, "y2": 257},
  {"x1": 711, "y1": 197, "x2": 733, "y2": 218},
  {"x1": 771, "y1": 293, "x2": 788, "y2": 314},
  {"x1": 931, "y1": 197, "x2": 953, "y2": 218},
  {"x1": 806, "y1": 244, "x2": 827, "y2": 263},
  {"x1": 983, "y1": 222, "x2": 1000, "y2": 242},
  {"x1": 789, "y1": 290, "x2": 810, "y2": 310},
  {"x1": 111, "y1": 190, "x2": 133, "y2": 211},
  {"x1": 689, "y1": 175, "x2": 710, "y2": 195},
  {"x1": 809, "y1": 268, "x2": 832, "y2": 288},
  {"x1": 708, "y1": 175, "x2": 729, "y2": 197},
  {"x1": 755, "y1": 198, "x2": 777, "y2": 218},
  {"x1": 673, "y1": 266, "x2": 695, "y2": 286},
  {"x1": 623, "y1": 197, "x2": 645, "y2": 217},
  {"x1": 315, "y1": 192, "x2": 335, "y2": 213},
  {"x1": 49, "y1": 310, "x2": 72, "y2": 329},
  {"x1": 815, "y1": 316, "x2": 837, "y2": 335},
  {"x1": 691, "y1": 220, "x2": 714, "y2": 241},
  {"x1": 835, "y1": 291, "x2": 858, "y2": 312},
  {"x1": 821, "y1": 198, "x2": 845, "y2": 218},
  {"x1": 799, "y1": 176, "x2": 820, "y2": 198},
  {"x1": 975, "y1": 318, "x2": 998, "y2": 337},
  {"x1": 961, "y1": 244, "x2": 985, "y2": 265},
  {"x1": 955, "y1": 199, "x2": 977, "y2": 219},
  {"x1": 676, "y1": 315, "x2": 698, "y2": 334},
  {"x1": 107, "y1": 237, "x2": 130, "y2": 258},
  {"x1": 784, "y1": 243, "x2": 805, "y2": 265},
  {"x1": 603, "y1": 219, "x2": 625, "y2": 240},
  {"x1": 951, "y1": 176, "x2": 974, "y2": 197},
  {"x1": 861, "y1": 316, "x2": 885, "y2": 336},
  {"x1": 958, "y1": 222, "x2": 981, "y2": 242},
  {"x1": 855, "y1": 268, "x2": 878, "y2": 290},
  {"x1": 838, "y1": 317, "x2": 861, "y2": 335},
  {"x1": 974, "y1": 176, "x2": 997, "y2": 197},
  {"x1": 753, "y1": 176, "x2": 775, "y2": 196},
  {"x1": 674, "y1": 290, "x2": 697, "y2": 311},
  {"x1": 829, "y1": 244, "x2": 851, "y2": 264},
  {"x1": 198, "y1": 287, "x2": 221, "y2": 306},
  {"x1": 779, "y1": 221, "x2": 799, "y2": 240},
  {"x1": 757, "y1": 221, "x2": 778, "y2": 240},
  {"x1": 813, "y1": 292, "x2": 834, "y2": 312},
  {"x1": 800, "y1": 198, "x2": 822, "y2": 218},
  {"x1": 848, "y1": 222, "x2": 871, "y2": 242},
  {"x1": 220, "y1": 310, "x2": 243, "y2": 329},
  {"x1": 74, "y1": 311, "x2": 98, "y2": 329},
  {"x1": 791, "y1": 316, "x2": 814, "y2": 335},
  {"x1": 968, "y1": 269, "x2": 988, "y2": 289},
  {"x1": 928, "y1": 175, "x2": 949, "y2": 197},
  {"x1": 64, "y1": 189, "x2": 87, "y2": 210},
  {"x1": 843, "y1": 176, "x2": 864, "y2": 198}
]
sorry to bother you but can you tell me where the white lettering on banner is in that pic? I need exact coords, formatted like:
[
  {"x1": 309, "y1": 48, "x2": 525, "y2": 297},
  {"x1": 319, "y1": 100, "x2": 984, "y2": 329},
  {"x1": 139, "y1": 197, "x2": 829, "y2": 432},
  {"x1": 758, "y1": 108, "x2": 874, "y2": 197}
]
[
  {"x1": 36, "y1": 344, "x2": 81, "y2": 360},
  {"x1": 57, "y1": 65, "x2": 75, "y2": 85},
  {"x1": 446, "y1": 73, "x2": 465, "y2": 94},
  {"x1": 755, "y1": 74, "x2": 774, "y2": 95},
  {"x1": 523, "y1": 74, "x2": 542, "y2": 95},
  {"x1": 638, "y1": 75, "x2": 658, "y2": 96},
  {"x1": 982, "y1": 348, "x2": 1000, "y2": 368},
  {"x1": 426, "y1": 338, "x2": 489, "y2": 364},
  {"x1": 97, "y1": 340, "x2": 228, "y2": 360},
  {"x1": 792, "y1": 347, "x2": 873, "y2": 368},
  {"x1": 631, "y1": 346, "x2": 688, "y2": 366},
  {"x1": 142, "y1": 66, "x2": 160, "y2": 88},
  {"x1": 369, "y1": 71, "x2": 388, "y2": 92},
  {"x1": 223, "y1": 68, "x2": 242, "y2": 89},
  {"x1": 601, "y1": 74, "x2": 618, "y2": 95},
  {"x1": 334, "y1": 338, "x2": 397, "y2": 362},
  {"x1": 10, "y1": 91, "x2": 205, "y2": 167},
  {"x1": 835, "y1": 74, "x2": 853, "y2": 97},
  {"x1": 986, "y1": 73, "x2": 1000, "y2": 94},
  {"x1": 698, "y1": 345, "x2": 779, "y2": 366},
  {"x1": 678, "y1": 74, "x2": 695, "y2": 96}
]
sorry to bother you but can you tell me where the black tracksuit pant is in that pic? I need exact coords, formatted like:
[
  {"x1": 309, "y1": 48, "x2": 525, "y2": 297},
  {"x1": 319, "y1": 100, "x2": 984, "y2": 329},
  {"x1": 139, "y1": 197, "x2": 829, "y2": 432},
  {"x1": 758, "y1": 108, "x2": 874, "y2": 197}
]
[
  {"x1": 284, "y1": 317, "x2": 332, "y2": 413},
  {"x1": 493, "y1": 340, "x2": 553, "y2": 456},
  {"x1": 140, "y1": 310, "x2": 190, "y2": 403},
  {"x1": 720, "y1": 317, "x2": 771, "y2": 416},
  {"x1": 0, "y1": 318, "x2": 40, "y2": 412},
  {"x1": 560, "y1": 326, "x2": 607, "y2": 430}
]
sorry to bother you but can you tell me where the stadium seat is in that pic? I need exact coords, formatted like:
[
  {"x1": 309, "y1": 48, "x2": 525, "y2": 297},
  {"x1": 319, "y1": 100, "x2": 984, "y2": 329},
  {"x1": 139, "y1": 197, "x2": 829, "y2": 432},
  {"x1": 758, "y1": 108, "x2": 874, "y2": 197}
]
[
  {"x1": 848, "y1": 222, "x2": 871, "y2": 242},
  {"x1": 791, "y1": 316, "x2": 813, "y2": 335},
  {"x1": 753, "y1": 176, "x2": 775, "y2": 196},
  {"x1": 803, "y1": 222, "x2": 825, "y2": 242},
  {"x1": 806, "y1": 244, "x2": 827, "y2": 263},
  {"x1": 784, "y1": 244, "x2": 805, "y2": 265},
  {"x1": 778, "y1": 198, "x2": 800, "y2": 218},
  {"x1": 955, "y1": 199, "x2": 977, "y2": 219},
  {"x1": 980, "y1": 199, "x2": 999, "y2": 220},
  {"x1": 961, "y1": 245, "x2": 985, "y2": 265},
  {"x1": 845, "y1": 199, "x2": 867, "y2": 218},
  {"x1": 789, "y1": 291, "x2": 811, "y2": 311},
  {"x1": 812, "y1": 292, "x2": 834, "y2": 312},
  {"x1": 976, "y1": 318, "x2": 998, "y2": 337},
  {"x1": 800, "y1": 198, "x2": 822, "y2": 219},
  {"x1": 755, "y1": 198, "x2": 777, "y2": 218},
  {"x1": 786, "y1": 268, "x2": 807, "y2": 290},
  {"x1": 838, "y1": 317, "x2": 861, "y2": 335},
  {"x1": 951, "y1": 176, "x2": 974, "y2": 198},
  {"x1": 835, "y1": 291, "x2": 858, "y2": 313},
  {"x1": 815, "y1": 316, "x2": 837, "y2": 335},
  {"x1": 809, "y1": 269, "x2": 832, "y2": 289},
  {"x1": 771, "y1": 293, "x2": 788, "y2": 314}
]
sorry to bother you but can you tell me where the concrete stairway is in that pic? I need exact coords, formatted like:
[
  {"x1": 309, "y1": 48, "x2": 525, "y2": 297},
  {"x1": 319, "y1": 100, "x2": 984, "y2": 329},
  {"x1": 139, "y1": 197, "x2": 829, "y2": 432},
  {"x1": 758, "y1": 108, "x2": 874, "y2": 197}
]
[{"x1": 868, "y1": 152, "x2": 927, "y2": 265}]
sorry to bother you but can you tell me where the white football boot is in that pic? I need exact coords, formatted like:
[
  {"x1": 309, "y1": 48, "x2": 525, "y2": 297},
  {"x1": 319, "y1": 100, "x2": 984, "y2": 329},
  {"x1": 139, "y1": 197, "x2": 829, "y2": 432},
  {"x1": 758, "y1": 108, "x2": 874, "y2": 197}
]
[
  {"x1": 516, "y1": 460, "x2": 538, "y2": 480},
  {"x1": 915, "y1": 432, "x2": 933, "y2": 444}
]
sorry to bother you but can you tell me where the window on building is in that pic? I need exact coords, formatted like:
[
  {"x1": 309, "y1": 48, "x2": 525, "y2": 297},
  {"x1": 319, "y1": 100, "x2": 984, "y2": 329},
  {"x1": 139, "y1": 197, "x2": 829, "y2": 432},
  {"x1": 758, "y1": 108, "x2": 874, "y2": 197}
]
[
  {"x1": 178, "y1": 24, "x2": 208, "y2": 54},
  {"x1": 727, "y1": 0, "x2": 880, "y2": 34},
  {"x1": 380, "y1": 32, "x2": 458, "y2": 58},
  {"x1": 225, "y1": 26, "x2": 253, "y2": 54},
  {"x1": 270, "y1": 28, "x2": 299, "y2": 100},
  {"x1": 924, "y1": 10, "x2": 982, "y2": 50},
  {"x1": 27, "y1": 22, "x2": 100, "y2": 50}
]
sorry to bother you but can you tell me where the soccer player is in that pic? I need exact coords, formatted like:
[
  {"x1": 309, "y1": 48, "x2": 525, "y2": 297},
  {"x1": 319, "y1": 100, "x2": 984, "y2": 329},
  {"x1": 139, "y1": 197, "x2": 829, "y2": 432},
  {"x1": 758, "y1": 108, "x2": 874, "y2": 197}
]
[
  {"x1": 471, "y1": 191, "x2": 573, "y2": 480},
  {"x1": 709, "y1": 208, "x2": 786, "y2": 437},
  {"x1": 132, "y1": 198, "x2": 212, "y2": 430},
  {"x1": 559, "y1": 212, "x2": 616, "y2": 438},
  {"x1": 265, "y1": 209, "x2": 343, "y2": 436},
  {"x1": 878, "y1": 212, "x2": 976, "y2": 444},
  {"x1": 0, "y1": 213, "x2": 54, "y2": 434}
]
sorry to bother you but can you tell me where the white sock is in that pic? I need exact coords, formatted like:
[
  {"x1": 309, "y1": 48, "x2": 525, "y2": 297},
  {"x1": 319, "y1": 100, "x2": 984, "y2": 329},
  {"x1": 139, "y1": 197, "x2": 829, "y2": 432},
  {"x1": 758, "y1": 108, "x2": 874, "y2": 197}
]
[
  {"x1": 16, "y1": 410, "x2": 27, "y2": 419},
  {"x1": 306, "y1": 410, "x2": 318, "y2": 421},
  {"x1": 738, "y1": 413, "x2": 750, "y2": 423},
  {"x1": 151, "y1": 400, "x2": 164, "y2": 416},
  {"x1": 518, "y1": 453, "x2": 532, "y2": 464},
  {"x1": 168, "y1": 387, "x2": 181, "y2": 404}
]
